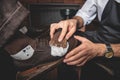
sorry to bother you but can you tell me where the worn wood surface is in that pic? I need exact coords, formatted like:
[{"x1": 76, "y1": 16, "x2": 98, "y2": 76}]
[{"x1": 16, "y1": 58, "x2": 63, "y2": 80}]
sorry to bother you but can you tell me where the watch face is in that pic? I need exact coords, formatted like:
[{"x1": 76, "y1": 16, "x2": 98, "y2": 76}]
[{"x1": 105, "y1": 52, "x2": 113, "y2": 58}]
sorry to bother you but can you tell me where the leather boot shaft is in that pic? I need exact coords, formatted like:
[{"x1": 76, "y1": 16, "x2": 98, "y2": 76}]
[
  {"x1": 0, "y1": 0, "x2": 17, "y2": 22},
  {"x1": 0, "y1": 0, "x2": 29, "y2": 48}
]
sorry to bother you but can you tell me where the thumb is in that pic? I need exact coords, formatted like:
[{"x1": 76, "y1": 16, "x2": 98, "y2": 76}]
[{"x1": 74, "y1": 35, "x2": 86, "y2": 43}]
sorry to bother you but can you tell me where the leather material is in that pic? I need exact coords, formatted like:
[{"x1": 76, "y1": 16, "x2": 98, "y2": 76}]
[
  {"x1": 5, "y1": 33, "x2": 36, "y2": 55},
  {"x1": 4, "y1": 30, "x2": 78, "y2": 71},
  {"x1": 49, "y1": 29, "x2": 68, "y2": 48},
  {"x1": 49, "y1": 29, "x2": 78, "y2": 50},
  {"x1": 0, "y1": 0, "x2": 29, "y2": 48}
]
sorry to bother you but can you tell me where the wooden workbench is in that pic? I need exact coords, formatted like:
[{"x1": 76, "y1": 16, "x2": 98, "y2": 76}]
[{"x1": 16, "y1": 58, "x2": 63, "y2": 80}]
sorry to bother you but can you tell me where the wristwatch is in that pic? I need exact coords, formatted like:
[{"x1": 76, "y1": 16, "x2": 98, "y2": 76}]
[{"x1": 104, "y1": 44, "x2": 114, "y2": 58}]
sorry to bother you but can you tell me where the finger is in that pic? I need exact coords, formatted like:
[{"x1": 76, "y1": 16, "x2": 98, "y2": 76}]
[
  {"x1": 66, "y1": 56, "x2": 87, "y2": 66},
  {"x1": 76, "y1": 59, "x2": 87, "y2": 66},
  {"x1": 64, "y1": 49, "x2": 86, "y2": 63},
  {"x1": 65, "y1": 44, "x2": 84, "y2": 59},
  {"x1": 65, "y1": 26, "x2": 76, "y2": 40},
  {"x1": 76, "y1": 56, "x2": 90, "y2": 66},
  {"x1": 50, "y1": 23, "x2": 59, "y2": 39},
  {"x1": 58, "y1": 22, "x2": 68, "y2": 42},
  {"x1": 74, "y1": 35, "x2": 86, "y2": 42}
]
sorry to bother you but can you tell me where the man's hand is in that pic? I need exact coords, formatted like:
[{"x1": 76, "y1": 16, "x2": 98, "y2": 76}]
[
  {"x1": 50, "y1": 19, "x2": 77, "y2": 42},
  {"x1": 63, "y1": 36, "x2": 105, "y2": 66}
]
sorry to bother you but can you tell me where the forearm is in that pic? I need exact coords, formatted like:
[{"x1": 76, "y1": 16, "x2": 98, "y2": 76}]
[
  {"x1": 96, "y1": 44, "x2": 120, "y2": 57},
  {"x1": 111, "y1": 44, "x2": 120, "y2": 57}
]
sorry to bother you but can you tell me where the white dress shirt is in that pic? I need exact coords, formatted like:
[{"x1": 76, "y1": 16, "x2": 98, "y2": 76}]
[
  {"x1": 75, "y1": 0, "x2": 120, "y2": 25},
  {"x1": 50, "y1": 0, "x2": 120, "y2": 57}
]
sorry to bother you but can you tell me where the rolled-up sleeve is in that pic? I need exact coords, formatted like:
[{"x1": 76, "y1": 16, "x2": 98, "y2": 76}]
[{"x1": 75, "y1": 0, "x2": 97, "y2": 26}]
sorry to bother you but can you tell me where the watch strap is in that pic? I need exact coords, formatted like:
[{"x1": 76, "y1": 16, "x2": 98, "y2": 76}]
[{"x1": 105, "y1": 44, "x2": 114, "y2": 58}]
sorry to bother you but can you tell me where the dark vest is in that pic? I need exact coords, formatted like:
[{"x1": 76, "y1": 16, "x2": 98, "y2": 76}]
[
  {"x1": 78, "y1": 0, "x2": 120, "y2": 44},
  {"x1": 97, "y1": 0, "x2": 120, "y2": 44}
]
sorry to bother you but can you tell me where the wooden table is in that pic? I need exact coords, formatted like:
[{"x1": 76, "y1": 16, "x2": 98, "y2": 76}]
[{"x1": 16, "y1": 58, "x2": 63, "y2": 80}]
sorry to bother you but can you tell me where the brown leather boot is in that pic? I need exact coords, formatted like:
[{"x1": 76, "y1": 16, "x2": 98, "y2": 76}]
[
  {"x1": 4, "y1": 29, "x2": 78, "y2": 71},
  {"x1": 0, "y1": 0, "x2": 29, "y2": 48}
]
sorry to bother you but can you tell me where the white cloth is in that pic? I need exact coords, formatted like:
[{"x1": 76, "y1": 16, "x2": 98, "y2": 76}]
[
  {"x1": 50, "y1": 42, "x2": 69, "y2": 57},
  {"x1": 76, "y1": 0, "x2": 120, "y2": 25}
]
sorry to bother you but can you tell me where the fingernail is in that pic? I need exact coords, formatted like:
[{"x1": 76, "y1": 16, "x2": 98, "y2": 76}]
[
  {"x1": 63, "y1": 59, "x2": 66, "y2": 63},
  {"x1": 74, "y1": 35, "x2": 77, "y2": 37},
  {"x1": 65, "y1": 36, "x2": 69, "y2": 40},
  {"x1": 50, "y1": 36, "x2": 52, "y2": 39},
  {"x1": 67, "y1": 63, "x2": 70, "y2": 65},
  {"x1": 58, "y1": 38, "x2": 61, "y2": 42}
]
